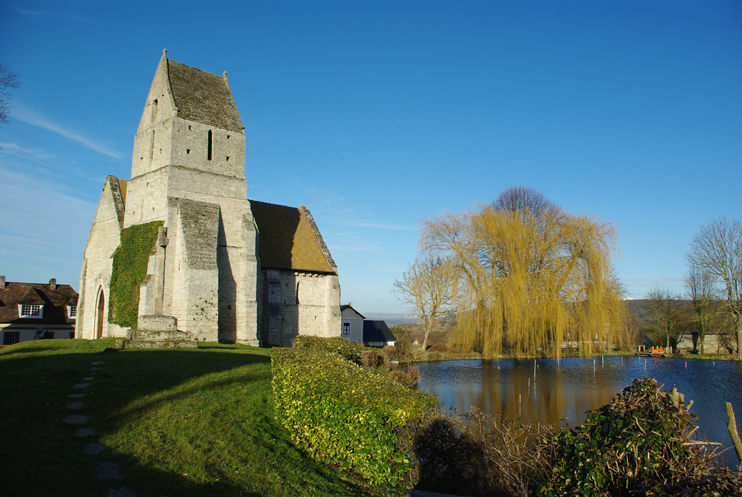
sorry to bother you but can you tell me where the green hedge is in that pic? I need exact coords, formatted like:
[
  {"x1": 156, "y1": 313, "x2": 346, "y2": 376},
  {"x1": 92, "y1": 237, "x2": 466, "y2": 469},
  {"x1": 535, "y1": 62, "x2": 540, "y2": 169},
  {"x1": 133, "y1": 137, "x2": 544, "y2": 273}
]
[
  {"x1": 109, "y1": 221, "x2": 163, "y2": 328},
  {"x1": 272, "y1": 343, "x2": 437, "y2": 489},
  {"x1": 293, "y1": 335, "x2": 365, "y2": 364}
]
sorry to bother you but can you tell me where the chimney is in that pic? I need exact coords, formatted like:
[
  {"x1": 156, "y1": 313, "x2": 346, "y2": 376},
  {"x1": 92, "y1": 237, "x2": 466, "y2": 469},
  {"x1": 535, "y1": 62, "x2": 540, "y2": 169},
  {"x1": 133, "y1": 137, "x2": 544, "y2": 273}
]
[
  {"x1": 0, "y1": 276, "x2": 5, "y2": 290},
  {"x1": 49, "y1": 278, "x2": 57, "y2": 291}
]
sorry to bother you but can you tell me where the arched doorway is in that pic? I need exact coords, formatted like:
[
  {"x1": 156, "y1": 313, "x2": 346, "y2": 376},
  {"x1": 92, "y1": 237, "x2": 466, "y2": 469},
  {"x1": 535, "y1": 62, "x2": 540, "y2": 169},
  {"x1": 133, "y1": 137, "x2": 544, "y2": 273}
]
[{"x1": 96, "y1": 289, "x2": 105, "y2": 339}]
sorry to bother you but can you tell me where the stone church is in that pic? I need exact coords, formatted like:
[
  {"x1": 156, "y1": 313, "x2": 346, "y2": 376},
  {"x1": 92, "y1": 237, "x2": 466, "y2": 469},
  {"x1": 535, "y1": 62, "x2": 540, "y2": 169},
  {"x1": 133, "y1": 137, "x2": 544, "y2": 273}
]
[{"x1": 75, "y1": 50, "x2": 341, "y2": 346}]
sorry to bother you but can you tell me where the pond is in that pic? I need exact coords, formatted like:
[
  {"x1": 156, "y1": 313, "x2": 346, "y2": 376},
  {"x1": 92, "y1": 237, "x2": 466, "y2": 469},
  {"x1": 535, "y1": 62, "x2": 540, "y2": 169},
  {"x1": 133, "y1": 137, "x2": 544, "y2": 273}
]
[{"x1": 413, "y1": 356, "x2": 742, "y2": 466}]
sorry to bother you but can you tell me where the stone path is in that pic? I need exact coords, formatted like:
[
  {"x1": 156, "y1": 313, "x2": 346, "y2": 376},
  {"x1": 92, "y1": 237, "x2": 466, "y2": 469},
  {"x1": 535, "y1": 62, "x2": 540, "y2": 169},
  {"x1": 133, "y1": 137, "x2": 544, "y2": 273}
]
[{"x1": 62, "y1": 357, "x2": 139, "y2": 497}]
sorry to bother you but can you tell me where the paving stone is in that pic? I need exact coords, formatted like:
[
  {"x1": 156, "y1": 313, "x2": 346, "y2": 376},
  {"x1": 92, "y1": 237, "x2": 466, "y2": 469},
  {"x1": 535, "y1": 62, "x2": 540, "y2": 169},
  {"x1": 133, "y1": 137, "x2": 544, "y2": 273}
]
[
  {"x1": 63, "y1": 415, "x2": 89, "y2": 425},
  {"x1": 91, "y1": 361, "x2": 104, "y2": 365},
  {"x1": 73, "y1": 382, "x2": 91, "y2": 389},
  {"x1": 75, "y1": 428, "x2": 97, "y2": 437},
  {"x1": 66, "y1": 401, "x2": 84, "y2": 410},
  {"x1": 94, "y1": 461, "x2": 126, "y2": 480},
  {"x1": 83, "y1": 442, "x2": 105, "y2": 455},
  {"x1": 68, "y1": 393, "x2": 86, "y2": 398},
  {"x1": 108, "y1": 488, "x2": 139, "y2": 497},
  {"x1": 82, "y1": 376, "x2": 96, "y2": 381}
]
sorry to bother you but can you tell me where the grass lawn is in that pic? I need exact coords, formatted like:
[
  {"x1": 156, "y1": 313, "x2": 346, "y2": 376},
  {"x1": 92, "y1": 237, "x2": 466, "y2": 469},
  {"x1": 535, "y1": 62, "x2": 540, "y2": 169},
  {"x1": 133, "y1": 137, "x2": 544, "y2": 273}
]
[{"x1": 0, "y1": 339, "x2": 380, "y2": 497}]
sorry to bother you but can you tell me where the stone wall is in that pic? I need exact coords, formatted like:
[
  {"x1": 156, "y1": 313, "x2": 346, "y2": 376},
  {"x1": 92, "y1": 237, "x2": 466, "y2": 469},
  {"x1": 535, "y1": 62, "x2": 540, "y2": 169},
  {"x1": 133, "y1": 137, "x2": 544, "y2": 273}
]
[
  {"x1": 260, "y1": 269, "x2": 341, "y2": 347},
  {"x1": 76, "y1": 177, "x2": 129, "y2": 340}
]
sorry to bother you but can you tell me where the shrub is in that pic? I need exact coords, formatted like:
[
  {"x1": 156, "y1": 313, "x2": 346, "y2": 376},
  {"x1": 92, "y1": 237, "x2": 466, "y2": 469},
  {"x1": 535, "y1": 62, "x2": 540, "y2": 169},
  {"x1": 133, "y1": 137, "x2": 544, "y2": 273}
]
[
  {"x1": 429, "y1": 343, "x2": 448, "y2": 353},
  {"x1": 400, "y1": 409, "x2": 554, "y2": 497},
  {"x1": 360, "y1": 349, "x2": 384, "y2": 368},
  {"x1": 272, "y1": 347, "x2": 437, "y2": 490},
  {"x1": 540, "y1": 377, "x2": 720, "y2": 496},
  {"x1": 391, "y1": 337, "x2": 414, "y2": 361},
  {"x1": 109, "y1": 221, "x2": 163, "y2": 328},
  {"x1": 293, "y1": 335, "x2": 363, "y2": 364}
]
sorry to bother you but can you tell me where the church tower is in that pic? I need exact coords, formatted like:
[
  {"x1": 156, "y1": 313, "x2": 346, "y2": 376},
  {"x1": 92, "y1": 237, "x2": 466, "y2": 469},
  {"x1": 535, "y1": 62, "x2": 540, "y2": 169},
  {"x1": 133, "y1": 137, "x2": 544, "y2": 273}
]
[{"x1": 123, "y1": 49, "x2": 259, "y2": 344}]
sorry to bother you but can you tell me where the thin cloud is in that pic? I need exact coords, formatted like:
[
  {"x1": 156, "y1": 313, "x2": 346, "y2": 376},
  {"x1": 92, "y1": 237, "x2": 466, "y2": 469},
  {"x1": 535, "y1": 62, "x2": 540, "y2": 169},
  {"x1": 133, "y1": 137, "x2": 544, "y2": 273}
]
[
  {"x1": 12, "y1": 101, "x2": 123, "y2": 159},
  {"x1": 338, "y1": 220, "x2": 415, "y2": 231},
  {"x1": 0, "y1": 142, "x2": 57, "y2": 165},
  {"x1": 11, "y1": 4, "x2": 94, "y2": 23}
]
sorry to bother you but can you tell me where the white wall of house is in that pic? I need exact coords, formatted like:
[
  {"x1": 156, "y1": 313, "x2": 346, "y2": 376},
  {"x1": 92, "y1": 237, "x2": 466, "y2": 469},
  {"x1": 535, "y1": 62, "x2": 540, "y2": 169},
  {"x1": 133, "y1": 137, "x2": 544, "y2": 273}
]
[{"x1": 341, "y1": 307, "x2": 364, "y2": 344}]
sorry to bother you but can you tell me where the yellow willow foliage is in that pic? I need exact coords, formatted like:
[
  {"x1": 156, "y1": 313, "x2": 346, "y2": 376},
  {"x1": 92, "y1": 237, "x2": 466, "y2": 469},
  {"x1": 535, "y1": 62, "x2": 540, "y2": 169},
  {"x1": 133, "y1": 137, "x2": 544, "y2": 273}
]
[{"x1": 421, "y1": 205, "x2": 626, "y2": 358}]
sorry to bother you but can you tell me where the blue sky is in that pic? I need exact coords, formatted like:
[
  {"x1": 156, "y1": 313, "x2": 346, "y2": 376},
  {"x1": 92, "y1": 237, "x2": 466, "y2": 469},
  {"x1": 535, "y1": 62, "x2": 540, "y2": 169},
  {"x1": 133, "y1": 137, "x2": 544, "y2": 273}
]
[{"x1": 1, "y1": 0, "x2": 740, "y2": 315}]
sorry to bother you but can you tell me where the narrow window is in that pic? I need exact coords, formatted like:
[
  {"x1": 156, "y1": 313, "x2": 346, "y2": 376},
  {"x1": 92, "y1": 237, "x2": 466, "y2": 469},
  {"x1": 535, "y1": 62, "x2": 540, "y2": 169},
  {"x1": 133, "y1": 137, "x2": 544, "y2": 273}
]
[
  {"x1": 207, "y1": 130, "x2": 212, "y2": 161},
  {"x1": 150, "y1": 99, "x2": 158, "y2": 124},
  {"x1": 187, "y1": 149, "x2": 190, "y2": 154},
  {"x1": 226, "y1": 156, "x2": 229, "y2": 161},
  {"x1": 150, "y1": 130, "x2": 155, "y2": 160},
  {"x1": 296, "y1": 282, "x2": 300, "y2": 305}
]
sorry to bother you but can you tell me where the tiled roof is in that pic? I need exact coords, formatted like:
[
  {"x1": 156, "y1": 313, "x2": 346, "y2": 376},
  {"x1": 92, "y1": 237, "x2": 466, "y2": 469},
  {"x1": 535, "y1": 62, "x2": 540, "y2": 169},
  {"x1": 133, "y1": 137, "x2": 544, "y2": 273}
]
[
  {"x1": 341, "y1": 304, "x2": 365, "y2": 319},
  {"x1": 363, "y1": 320, "x2": 397, "y2": 344},
  {"x1": 250, "y1": 200, "x2": 336, "y2": 274},
  {"x1": 118, "y1": 178, "x2": 128, "y2": 208},
  {"x1": 0, "y1": 281, "x2": 78, "y2": 324},
  {"x1": 167, "y1": 59, "x2": 244, "y2": 132}
]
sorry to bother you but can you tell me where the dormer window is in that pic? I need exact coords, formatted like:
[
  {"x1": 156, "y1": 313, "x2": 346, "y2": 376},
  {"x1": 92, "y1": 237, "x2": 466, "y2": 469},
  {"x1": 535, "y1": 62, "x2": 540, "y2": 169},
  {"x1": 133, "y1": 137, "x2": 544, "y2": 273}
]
[
  {"x1": 68, "y1": 306, "x2": 77, "y2": 320},
  {"x1": 19, "y1": 304, "x2": 43, "y2": 318}
]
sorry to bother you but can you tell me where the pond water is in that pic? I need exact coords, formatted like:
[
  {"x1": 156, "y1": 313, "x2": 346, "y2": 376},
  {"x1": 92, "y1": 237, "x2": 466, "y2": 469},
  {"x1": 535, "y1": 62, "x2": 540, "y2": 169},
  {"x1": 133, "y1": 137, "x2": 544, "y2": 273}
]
[{"x1": 413, "y1": 356, "x2": 742, "y2": 466}]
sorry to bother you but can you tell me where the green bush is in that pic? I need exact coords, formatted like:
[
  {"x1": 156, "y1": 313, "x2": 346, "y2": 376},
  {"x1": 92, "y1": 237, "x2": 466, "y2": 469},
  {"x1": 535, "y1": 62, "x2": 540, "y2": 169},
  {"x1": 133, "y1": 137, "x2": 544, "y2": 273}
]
[
  {"x1": 109, "y1": 221, "x2": 163, "y2": 328},
  {"x1": 293, "y1": 335, "x2": 364, "y2": 364},
  {"x1": 541, "y1": 377, "x2": 713, "y2": 496},
  {"x1": 272, "y1": 346, "x2": 437, "y2": 490}
]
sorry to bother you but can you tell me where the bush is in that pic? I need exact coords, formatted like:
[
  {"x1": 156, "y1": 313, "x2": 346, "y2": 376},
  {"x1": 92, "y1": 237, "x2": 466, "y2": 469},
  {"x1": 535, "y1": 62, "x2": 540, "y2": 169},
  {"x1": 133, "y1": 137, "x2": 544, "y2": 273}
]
[
  {"x1": 400, "y1": 409, "x2": 554, "y2": 497},
  {"x1": 272, "y1": 346, "x2": 437, "y2": 490},
  {"x1": 541, "y1": 377, "x2": 723, "y2": 496},
  {"x1": 391, "y1": 337, "x2": 414, "y2": 361},
  {"x1": 293, "y1": 335, "x2": 363, "y2": 364}
]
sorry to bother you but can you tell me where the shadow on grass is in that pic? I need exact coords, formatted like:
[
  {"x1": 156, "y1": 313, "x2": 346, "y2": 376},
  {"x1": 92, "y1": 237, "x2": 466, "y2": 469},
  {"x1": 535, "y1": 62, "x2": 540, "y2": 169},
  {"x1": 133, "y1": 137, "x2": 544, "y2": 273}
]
[{"x1": 0, "y1": 339, "x2": 374, "y2": 497}]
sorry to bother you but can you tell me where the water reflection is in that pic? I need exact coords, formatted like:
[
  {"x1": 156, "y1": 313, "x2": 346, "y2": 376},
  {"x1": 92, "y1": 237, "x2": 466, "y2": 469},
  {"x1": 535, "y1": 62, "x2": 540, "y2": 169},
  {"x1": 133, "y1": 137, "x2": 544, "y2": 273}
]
[{"x1": 414, "y1": 356, "x2": 742, "y2": 465}]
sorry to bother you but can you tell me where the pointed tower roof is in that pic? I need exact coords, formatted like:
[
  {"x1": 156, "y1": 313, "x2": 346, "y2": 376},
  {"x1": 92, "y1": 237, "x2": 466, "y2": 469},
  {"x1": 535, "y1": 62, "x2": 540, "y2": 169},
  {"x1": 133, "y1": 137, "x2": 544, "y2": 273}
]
[{"x1": 161, "y1": 51, "x2": 244, "y2": 132}]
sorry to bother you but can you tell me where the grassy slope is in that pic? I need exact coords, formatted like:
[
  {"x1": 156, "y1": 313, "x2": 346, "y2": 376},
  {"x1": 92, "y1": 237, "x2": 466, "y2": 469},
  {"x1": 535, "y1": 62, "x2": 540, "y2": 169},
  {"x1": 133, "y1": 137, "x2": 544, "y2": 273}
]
[{"x1": 0, "y1": 339, "x2": 377, "y2": 497}]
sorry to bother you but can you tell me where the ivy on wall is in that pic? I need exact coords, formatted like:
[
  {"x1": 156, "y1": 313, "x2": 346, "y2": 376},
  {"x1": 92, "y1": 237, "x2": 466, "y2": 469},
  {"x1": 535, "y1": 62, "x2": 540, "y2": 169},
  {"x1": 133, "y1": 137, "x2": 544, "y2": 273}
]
[{"x1": 109, "y1": 221, "x2": 164, "y2": 328}]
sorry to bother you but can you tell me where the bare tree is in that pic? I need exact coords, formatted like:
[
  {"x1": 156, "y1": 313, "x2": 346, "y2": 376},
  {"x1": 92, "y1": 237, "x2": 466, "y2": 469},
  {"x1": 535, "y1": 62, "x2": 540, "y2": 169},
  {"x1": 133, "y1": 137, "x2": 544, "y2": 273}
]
[
  {"x1": 0, "y1": 64, "x2": 20, "y2": 128},
  {"x1": 644, "y1": 288, "x2": 685, "y2": 352},
  {"x1": 684, "y1": 262, "x2": 718, "y2": 354},
  {"x1": 492, "y1": 185, "x2": 560, "y2": 219},
  {"x1": 393, "y1": 256, "x2": 452, "y2": 353},
  {"x1": 686, "y1": 217, "x2": 742, "y2": 357}
]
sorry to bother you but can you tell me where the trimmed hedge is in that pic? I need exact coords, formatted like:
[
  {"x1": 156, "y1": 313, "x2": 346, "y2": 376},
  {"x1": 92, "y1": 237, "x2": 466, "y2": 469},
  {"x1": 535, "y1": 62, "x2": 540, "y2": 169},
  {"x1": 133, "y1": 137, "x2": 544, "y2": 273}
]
[
  {"x1": 109, "y1": 221, "x2": 163, "y2": 328},
  {"x1": 293, "y1": 335, "x2": 364, "y2": 364},
  {"x1": 272, "y1": 343, "x2": 437, "y2": 489}
]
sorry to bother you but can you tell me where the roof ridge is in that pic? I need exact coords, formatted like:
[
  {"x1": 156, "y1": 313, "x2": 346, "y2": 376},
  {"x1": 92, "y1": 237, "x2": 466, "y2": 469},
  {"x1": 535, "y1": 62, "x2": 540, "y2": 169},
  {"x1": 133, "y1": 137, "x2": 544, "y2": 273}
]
[{"x1": 249, "y1": 199, "x2": 297, "y2": 209}]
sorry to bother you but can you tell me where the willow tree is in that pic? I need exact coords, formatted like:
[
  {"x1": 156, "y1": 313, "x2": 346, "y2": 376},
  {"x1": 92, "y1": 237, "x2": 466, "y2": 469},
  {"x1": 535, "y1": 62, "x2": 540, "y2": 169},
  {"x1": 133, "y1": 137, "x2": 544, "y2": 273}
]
[{"x1": 420, "y1": 186, "x2": 626, "y2": 357}]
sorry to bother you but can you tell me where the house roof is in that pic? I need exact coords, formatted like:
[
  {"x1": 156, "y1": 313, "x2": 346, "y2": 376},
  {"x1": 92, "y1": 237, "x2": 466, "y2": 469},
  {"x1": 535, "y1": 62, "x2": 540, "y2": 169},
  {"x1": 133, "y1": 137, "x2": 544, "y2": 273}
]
[
  {"x1": 341, "y1": 304, "x2": 365, "y2": 319},
  {"x1": 167, "y1": 59, "x2": 244, "y2": 132},
  {"x1": 0, "y1": 280, "x2": 78, "y2": 324},
  {"x1": 363, "y1": 320, "x2": 397, "y2": 344},
  {"x1": 250, "y1": 200, "x2": 336, "y2": 274}
]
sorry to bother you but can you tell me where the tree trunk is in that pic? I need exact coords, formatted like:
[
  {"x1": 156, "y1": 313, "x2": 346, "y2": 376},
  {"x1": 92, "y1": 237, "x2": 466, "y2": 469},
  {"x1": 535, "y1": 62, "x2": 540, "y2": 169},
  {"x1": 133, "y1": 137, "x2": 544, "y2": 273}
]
[{"x1": 422, "y1": 321, "x2": 432, "y2": 353}]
